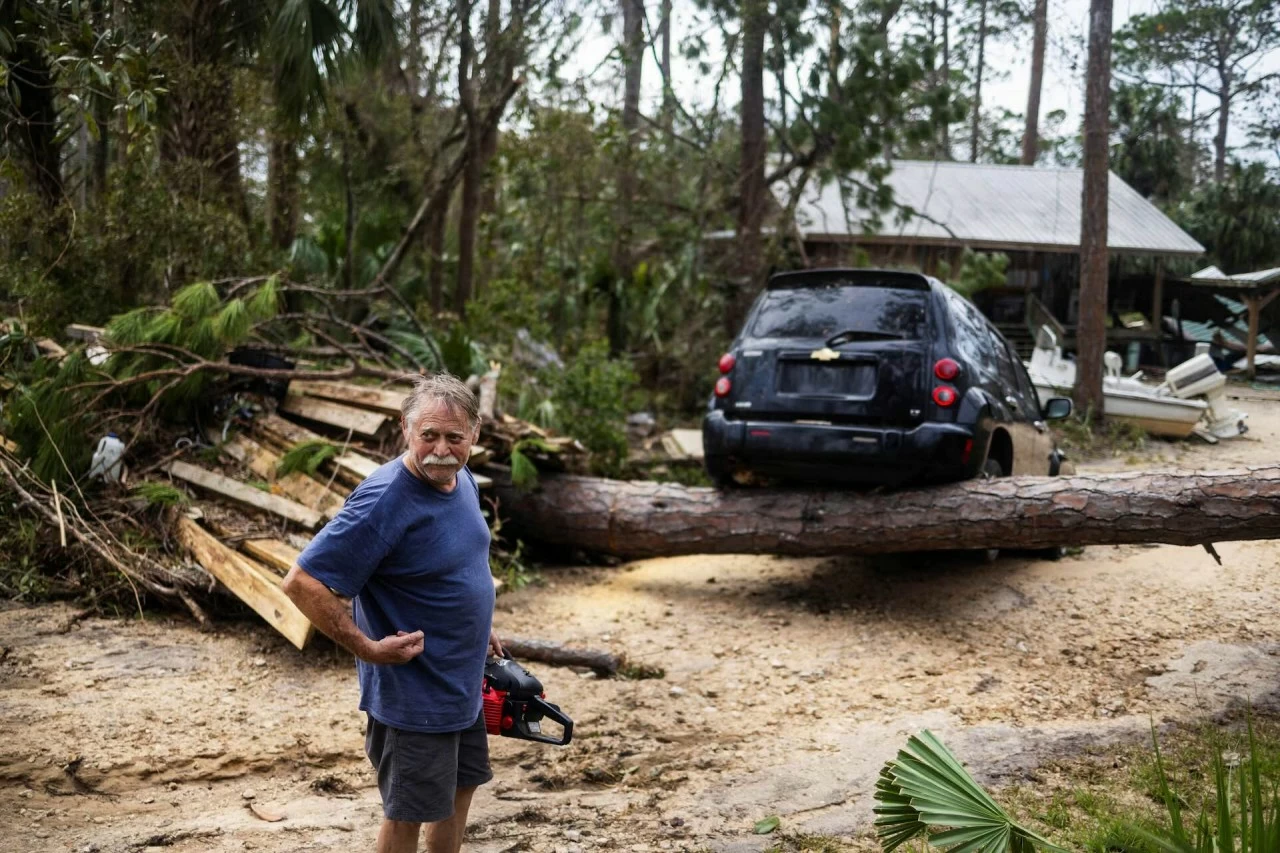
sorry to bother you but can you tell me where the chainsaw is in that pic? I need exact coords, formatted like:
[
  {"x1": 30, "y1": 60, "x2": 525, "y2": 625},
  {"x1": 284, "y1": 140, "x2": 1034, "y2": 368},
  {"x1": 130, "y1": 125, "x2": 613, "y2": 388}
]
[{"x1": 482, "y1": 655, "x2": 573, "y2": 746}]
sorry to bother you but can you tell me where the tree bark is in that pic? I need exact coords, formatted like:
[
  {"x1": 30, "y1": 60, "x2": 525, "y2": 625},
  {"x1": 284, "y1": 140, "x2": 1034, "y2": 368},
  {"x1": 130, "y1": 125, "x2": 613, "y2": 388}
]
[
  {"x1": 612, "y1": 0, "x2": 645, "y2": 357},
  {"x1": 828, "y1": 1, "x2": 841, "y2": 102},
  {"x1": 1020, "y1": 0, "x2": 1048, "y2": 165},
  {"x1": 730, "y1": 0, "x2": 769, "y2": 336},
  {"x1": 940, "y1": 0, "x2": 951, "y2": 158},
  {"x1": 660, "y1": 0, "x2": 673, "y2": 124},
  {"x1": 1214, "y1": 72, "x2": 1231, "y2": 184},
  {"x1": 491, "y1": 468, "x2": 1280, "y2": 558},
  {"x1": 501, "y1": 636, "x2": 621, "y2": 676},
  {"x1": 456, "y1": 0, "x2": 481, "y2": 316},
  {"x1": 969, "y1": 0, "x2": 988, "y2": 162},
  {"x1": 267, "y1": 125, "x2": 300, "y2": 251},
  {"x1": 1074, "y1": 0, "x2": 1113, "y2": 419}
]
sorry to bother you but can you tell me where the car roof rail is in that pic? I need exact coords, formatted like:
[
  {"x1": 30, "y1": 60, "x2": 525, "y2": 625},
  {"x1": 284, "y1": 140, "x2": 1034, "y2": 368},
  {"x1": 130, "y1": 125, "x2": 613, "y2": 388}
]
[{"x1": 765, "y1": 268, "x2": 933, "y2": 291}]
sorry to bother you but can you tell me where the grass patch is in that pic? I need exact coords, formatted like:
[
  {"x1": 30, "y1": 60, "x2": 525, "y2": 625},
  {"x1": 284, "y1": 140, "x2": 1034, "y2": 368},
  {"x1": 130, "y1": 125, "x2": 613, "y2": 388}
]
[
  {"x1": 1052, "y1": 413, "x2": 1149, "y2": 460},
  {"x1": 996, "y1": 714, "x2": 1280, "y2": 853}
]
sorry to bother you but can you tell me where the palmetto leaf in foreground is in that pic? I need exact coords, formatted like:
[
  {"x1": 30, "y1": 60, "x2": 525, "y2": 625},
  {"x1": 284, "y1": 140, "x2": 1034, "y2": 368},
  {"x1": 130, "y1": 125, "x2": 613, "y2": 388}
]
[{"x1": 873, "y1": 730, "x2": 1066, "y2": 853}]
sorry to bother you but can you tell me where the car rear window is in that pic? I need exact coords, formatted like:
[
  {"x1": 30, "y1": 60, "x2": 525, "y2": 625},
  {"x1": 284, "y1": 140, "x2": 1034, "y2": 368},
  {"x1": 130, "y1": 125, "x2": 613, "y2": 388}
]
[{"x1": 749, "y1": 285, "x2": 928, "y2": 340}]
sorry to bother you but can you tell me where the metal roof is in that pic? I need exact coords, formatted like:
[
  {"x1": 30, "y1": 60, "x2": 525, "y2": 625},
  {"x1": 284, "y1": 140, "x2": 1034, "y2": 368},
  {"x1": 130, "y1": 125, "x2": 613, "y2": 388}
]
[
  {"x1": 788, "y1": 160, "x2": 1205, "y2": 257},
  {"x1": 1187, "y1": 265, "x2": 1280, "y2": 290}
]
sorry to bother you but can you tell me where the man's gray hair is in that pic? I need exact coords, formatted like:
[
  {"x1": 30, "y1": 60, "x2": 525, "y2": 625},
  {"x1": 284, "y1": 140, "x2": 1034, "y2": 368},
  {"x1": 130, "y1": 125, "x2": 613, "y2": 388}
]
[{"x1": 400, "y1": 373, "x2": 481, "y2": 430}]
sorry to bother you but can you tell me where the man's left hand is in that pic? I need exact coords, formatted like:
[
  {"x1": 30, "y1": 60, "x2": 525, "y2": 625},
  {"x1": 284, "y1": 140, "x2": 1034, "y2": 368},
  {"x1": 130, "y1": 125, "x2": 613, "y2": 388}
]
[{"x1": 488, "y1": 629, "x2": 504, "y2": 658}]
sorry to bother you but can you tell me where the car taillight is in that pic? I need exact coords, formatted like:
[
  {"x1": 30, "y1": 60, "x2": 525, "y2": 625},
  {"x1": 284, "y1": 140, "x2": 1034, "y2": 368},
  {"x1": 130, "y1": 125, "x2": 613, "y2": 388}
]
[
  {"x1": 932, "y1": 386, "x2": 957, "y2": 407},
  {"x1": 715, "y1": 377, "x2": 732, "y2": 397},
  {"x1": 719, "y1": 353, "x2": 736, "y2": 374},
  {"x1": 934, "y1": 358, "x2": 960, "y2": 381}
]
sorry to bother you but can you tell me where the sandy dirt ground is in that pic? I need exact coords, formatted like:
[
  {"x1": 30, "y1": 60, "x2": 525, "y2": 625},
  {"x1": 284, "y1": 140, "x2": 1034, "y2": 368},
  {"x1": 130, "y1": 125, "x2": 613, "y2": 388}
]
[{"x1": 3, "y1": 389, "x2": 1280, "y2": 853}]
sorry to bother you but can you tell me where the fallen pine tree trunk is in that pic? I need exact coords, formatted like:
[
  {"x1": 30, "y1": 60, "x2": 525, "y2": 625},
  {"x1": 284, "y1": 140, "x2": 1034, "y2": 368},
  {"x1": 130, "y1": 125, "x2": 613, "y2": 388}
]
[
  {"x1": 500, "y1": 636, "x2": 621, "y2": 676},
  {"x1": 490, "y1": 466, "x2": 1280, "y2": 558}
]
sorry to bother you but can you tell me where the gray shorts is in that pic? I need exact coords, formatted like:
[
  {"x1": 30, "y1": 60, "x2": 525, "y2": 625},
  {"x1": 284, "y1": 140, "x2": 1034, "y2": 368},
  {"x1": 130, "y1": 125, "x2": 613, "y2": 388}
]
[{"x1": 364, "y1": 713, "x2": 493, "y2": 824}]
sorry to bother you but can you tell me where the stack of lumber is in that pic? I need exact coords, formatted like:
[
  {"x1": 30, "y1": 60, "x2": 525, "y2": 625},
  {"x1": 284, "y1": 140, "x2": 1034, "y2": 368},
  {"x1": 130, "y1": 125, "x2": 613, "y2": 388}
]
[{"x1": 168, "y1": 378, "x2": 508, "y2": 648}]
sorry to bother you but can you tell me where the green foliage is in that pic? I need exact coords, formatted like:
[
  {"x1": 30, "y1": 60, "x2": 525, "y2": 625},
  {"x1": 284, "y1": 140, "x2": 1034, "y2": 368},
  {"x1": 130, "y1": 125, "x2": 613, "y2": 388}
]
[
  {"x1": 547, "y1": 341, "x2": 638, "y2": 477},
  {"x1": 508, "y1": 438, "x2": 548, "y2": 491},
  {"x1": 939, "y1": 250, "x2": 1010, "y2": 300},
  {"x1": 0, "y1": 516, "x2": 47, "y2": 601},
  {"x1": 490, "y1": 540, "x2": 538, "y2": 594},
  {"x1": 1110, "y1": 83, "x2": 1188, "y2": 203},
  {"x1": 3, "y1": 353, "x2": 96, "y2": 484},
  {"x1": 1115, "y1": 715, "x2": 1280, "y2": 853},
  {"x1": 874, "y1": 730, "x2": 1065, "y2": 853},
  {"x1": 129, "y1": 482, "x2": 190, "y2": 508},
  {"x1": 1177, "y1": 162, "x2": 1280, "y2": 275},
  {"x1": 277, "y1": 439, "x2": 339, "y2": 477},
  {"x1": 1051, "y1": 412, "x2": 1147, "y2": 460}
]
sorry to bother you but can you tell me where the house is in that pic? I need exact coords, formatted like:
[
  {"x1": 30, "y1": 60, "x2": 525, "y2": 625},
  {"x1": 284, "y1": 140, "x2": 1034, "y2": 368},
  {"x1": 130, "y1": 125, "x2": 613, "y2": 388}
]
[{"x1": 772, "y1": 160, "x2": 1205, "y2": 361}]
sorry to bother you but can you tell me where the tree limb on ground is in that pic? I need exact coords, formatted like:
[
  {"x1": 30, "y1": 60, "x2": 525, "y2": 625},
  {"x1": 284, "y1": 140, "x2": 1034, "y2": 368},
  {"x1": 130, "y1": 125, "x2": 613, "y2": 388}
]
[{"x1": 490, "y1": 467, "x2": 1280, "y2": 559}]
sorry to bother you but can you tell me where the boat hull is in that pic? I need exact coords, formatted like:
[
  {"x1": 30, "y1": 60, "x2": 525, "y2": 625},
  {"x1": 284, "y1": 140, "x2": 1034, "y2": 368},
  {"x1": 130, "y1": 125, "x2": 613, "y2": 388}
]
[{"x1": 1032, "y1": 382, "x2": 1206, "y2": 438}]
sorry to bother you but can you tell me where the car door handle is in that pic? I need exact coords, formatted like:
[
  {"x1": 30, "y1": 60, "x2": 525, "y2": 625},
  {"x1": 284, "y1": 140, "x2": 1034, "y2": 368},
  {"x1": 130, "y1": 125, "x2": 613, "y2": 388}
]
[
  {"x1": 1034, "y1": 420, "x2": 1047, "y2": 433},
  {"x1": 1005, "y1": 396, "x2": 1020, "y2": 411}
]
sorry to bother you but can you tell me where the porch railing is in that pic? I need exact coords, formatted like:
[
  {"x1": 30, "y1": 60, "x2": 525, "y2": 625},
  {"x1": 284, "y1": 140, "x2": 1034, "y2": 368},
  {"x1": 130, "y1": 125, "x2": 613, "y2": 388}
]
[{"x1": 1025, "y1": 293, "x2": 1065, "y2": 348}]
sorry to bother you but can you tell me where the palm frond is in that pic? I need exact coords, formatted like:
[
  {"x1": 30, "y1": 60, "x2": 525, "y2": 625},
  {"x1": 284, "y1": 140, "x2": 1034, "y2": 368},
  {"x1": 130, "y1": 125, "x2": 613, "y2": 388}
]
[{"x1": 873, "y1": 731, "x2": 1066, "y2": 853}]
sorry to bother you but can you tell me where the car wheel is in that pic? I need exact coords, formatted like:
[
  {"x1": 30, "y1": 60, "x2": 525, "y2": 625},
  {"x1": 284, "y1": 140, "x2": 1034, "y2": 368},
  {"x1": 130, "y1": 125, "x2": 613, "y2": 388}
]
[
  {"x1": 705, "y1": 455, "x2": 735, "y2": 489},
  {"x1": 978, "y1": 457, "x2": 1005, "y2": 561}
]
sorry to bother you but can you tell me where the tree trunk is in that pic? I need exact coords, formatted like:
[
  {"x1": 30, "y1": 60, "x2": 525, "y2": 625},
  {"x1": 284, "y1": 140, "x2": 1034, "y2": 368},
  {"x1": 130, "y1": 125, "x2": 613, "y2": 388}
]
[
  {"x1": 491, "y1": 468, "x2": 1280, "y2": 558},
  {"x1": 427, "y1": 202, "x2": 447, "y2": 314},
  {"x1": 456, "y1": 138, "x2": 482, "y2": 316},
  {"x1": 970, "y1": 0, "x2": 988, "y2": 162},
  {"x1": 940, "y1": 0, "x2": 951, "y2": 158},
  {"x1": 1214, "y1": 74, "x2": 1231, "y2": 184},
  {"x1": 1020, "y1": 0, "x2": 1048, "y2": 165},
  {"x1": 730, "y1": 0, "x2": 769, "y2": 336},
  {"x1": 660, "y1": 0, "x2": 673, "y2": 124},
  {"x1": 828, "y1": 1, "x2": 841, "y2": 102},
  {"x1": 5, "y1": 39, "x2": 64, "y2": 208},
  {"x1": 267, "y1": 125, "x2": 300, "y2": 251},
  {"x1": 612, "y1": 0, "x2": 645, "y2": 357},
  {"x1": 1074, "y1": 0, "x2": 1113, "y2": 419}
]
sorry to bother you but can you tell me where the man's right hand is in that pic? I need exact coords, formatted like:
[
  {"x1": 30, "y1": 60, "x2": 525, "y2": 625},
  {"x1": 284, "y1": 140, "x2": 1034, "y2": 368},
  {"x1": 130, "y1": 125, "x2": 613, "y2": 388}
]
[{"x1": 363, "y1": 630, "x2": 425, "y2": 664}]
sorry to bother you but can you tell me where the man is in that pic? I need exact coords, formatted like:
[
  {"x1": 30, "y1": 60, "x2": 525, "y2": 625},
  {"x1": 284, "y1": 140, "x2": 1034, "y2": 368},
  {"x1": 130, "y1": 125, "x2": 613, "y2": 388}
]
[{"x1": 282, "y1": 373, "x2": 501, "y2": 853}]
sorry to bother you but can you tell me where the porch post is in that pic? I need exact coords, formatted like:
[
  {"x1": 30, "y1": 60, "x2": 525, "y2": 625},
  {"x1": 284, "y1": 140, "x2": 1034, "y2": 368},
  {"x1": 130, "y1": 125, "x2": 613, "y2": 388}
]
[{"x1": 1152, "y1": 258, "x2": 1165, "y2": 366}]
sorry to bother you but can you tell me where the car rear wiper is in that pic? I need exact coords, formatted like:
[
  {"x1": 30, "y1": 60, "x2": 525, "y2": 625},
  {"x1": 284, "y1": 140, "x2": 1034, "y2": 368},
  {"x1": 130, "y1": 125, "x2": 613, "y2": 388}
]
[{"x1": 824, "y1": 329, "x2": 907, "y2": 347}]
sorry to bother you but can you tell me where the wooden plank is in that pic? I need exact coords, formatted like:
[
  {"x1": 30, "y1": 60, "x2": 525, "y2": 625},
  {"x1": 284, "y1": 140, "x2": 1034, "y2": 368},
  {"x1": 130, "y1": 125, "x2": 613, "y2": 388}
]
[
  {"x1": 661, "y1": 429, "x2": 705, "y2": 462},
  {"x1": 334, "y1": 453, "x2": 380, "y2": 479},
  {"x1": 280, "y1": 393, "x2": 391, "y2": 440},
  {"x1": 175, "y1": 517, "x2": 313, "y2": 650},
  {"x1": 252, "y1": 414, "x2": 375, "y2": 491},
  {"x1": 290, "y1": 381, "x2": 405, "y2": 418},
  {"x1": 242, "y1": 538, "x2": 301, "y2": 576},
  {"x1": 35, "y1": 338, "x2": 66, "y2": 359},
  {"x1": 64, "y1": 323, "x2": 104, "y2": 341},
  {"x1": 473, "y1": 472, "x2": 493, "y2": 490},
  {"x1": 166, "y1": 461, "x2": 323, "y2": 529},
  {"x1": 221, "y1": 435, "x2": 345, "y2": 520}
]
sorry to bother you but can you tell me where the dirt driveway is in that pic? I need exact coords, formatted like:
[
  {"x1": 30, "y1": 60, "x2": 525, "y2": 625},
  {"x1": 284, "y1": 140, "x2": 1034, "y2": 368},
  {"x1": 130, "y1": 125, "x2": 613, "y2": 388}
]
[{"x1": 3, "y1": 390, "x2": 1279, "y2": 853}]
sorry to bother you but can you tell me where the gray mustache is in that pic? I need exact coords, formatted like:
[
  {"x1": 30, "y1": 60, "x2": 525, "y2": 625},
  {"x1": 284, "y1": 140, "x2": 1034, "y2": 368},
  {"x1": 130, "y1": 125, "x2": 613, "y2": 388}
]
[{"x1": 421, "y1": 454, "x2": 459, "y2": 466}]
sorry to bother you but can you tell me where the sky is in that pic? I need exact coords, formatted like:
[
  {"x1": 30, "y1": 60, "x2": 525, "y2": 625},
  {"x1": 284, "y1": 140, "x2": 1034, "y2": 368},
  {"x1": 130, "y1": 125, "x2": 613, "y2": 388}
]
[{"x1": 561, "y1": 0, "x2": 1278, "y2": 166}]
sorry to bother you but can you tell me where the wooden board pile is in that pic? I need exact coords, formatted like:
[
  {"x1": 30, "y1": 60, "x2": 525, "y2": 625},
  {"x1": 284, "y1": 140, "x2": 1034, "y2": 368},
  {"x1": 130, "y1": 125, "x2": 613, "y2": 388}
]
[{"x1": 161, "y1": 378, "x2": 505, "y2": 650}]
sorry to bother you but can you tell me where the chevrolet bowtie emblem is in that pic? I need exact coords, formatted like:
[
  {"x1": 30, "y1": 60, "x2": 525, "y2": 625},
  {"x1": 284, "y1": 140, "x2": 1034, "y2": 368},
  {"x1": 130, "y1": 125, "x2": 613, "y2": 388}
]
[{"x1": 809, "y1": 347, "x2": 840, "y2": 361}]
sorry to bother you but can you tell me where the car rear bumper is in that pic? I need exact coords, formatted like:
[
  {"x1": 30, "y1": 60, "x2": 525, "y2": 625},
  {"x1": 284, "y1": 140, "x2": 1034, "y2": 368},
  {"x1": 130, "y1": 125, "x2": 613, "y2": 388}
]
[{"x1": 702, "y1": 411, "x2": 984, "y2": 485}]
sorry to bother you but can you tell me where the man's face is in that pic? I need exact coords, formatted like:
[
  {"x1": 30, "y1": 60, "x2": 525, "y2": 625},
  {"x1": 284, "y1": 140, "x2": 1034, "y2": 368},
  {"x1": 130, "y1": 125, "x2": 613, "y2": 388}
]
[{"x1": 402, "y1": 399, "x2": 478, "y2": 488}]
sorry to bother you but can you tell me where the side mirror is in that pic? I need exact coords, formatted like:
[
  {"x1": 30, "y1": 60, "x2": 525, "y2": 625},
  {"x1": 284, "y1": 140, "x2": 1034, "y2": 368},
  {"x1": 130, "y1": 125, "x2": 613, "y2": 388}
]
[{"x1": 1043, "y1": 397, "x2": 1073, "y2": 421}]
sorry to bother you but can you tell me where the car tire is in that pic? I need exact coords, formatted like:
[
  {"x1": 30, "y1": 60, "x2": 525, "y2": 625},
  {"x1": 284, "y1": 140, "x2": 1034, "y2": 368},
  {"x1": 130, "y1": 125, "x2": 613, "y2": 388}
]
[
  {"x1": 978, "y1": 457, "x2": 1005, "y2": 562},
  {"x1": 705, "y1": 455, "x2": 735, "y2": 489}
]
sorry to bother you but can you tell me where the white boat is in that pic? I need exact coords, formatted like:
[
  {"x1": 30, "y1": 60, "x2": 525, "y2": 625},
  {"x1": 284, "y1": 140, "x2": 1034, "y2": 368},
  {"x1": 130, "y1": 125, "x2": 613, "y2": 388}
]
[{"x1": 1024, "y1": 328, "x2": 1243, "y2": 440}]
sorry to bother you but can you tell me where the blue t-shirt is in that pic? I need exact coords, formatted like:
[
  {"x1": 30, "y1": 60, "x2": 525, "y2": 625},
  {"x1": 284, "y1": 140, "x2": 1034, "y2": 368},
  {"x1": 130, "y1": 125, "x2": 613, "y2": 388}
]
[{"x1": 297, "y1": 458, "x2": 494, "y2": 733}]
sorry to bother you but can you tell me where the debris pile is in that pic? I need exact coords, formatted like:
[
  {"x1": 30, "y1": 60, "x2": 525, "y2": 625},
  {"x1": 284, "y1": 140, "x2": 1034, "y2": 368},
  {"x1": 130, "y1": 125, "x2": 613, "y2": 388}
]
[{"x1": 0, "y1": 300, "x2": 588, "y2": 649}]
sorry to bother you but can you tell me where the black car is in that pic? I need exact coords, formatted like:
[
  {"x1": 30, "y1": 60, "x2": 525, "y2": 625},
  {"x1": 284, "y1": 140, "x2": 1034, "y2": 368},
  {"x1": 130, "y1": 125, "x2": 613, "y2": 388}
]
[{"x1": 703, "y1": 268, "x2": 1073, "y2": 487}]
